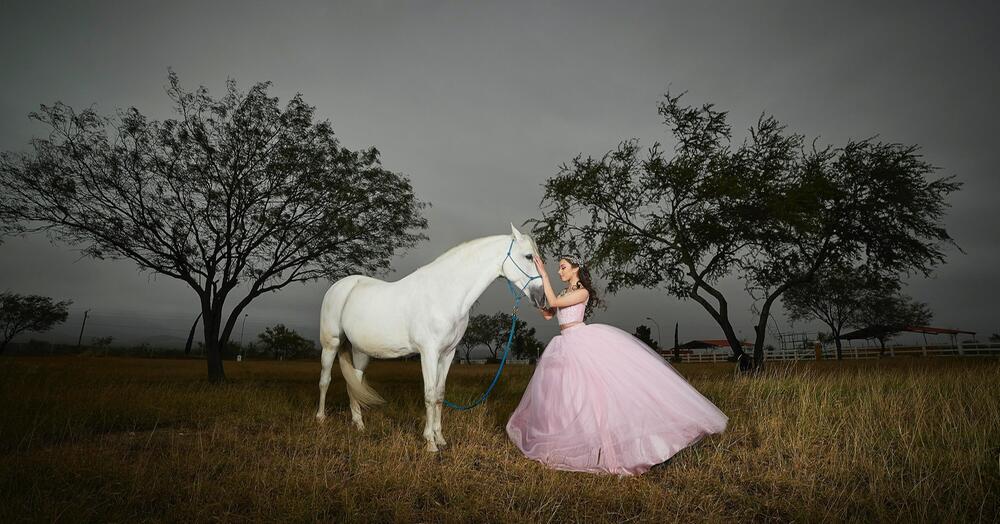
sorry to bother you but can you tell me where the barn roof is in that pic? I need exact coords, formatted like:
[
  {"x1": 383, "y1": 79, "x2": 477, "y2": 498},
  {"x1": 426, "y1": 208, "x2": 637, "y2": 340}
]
[
  {"x1": 903, "y1": 325, "x2": 976, "y2": 335},
  {"x1": 840, "y1": 325, "x2": 976, "y2": 340},
  {"x1": 672, "y1": 339, "x2": 753, "y2": 349}
]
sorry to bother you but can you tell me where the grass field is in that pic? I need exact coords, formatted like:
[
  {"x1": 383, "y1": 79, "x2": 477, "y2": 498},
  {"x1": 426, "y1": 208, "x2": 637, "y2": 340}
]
[{"x1": 1, "y1": 355, "x2": 998, "y2": 522}]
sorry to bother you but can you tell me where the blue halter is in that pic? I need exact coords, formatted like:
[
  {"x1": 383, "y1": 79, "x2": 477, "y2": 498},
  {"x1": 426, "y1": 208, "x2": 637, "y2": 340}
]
[{"x1": 444, "y1": 238, "x2": 541, "y2": 411}]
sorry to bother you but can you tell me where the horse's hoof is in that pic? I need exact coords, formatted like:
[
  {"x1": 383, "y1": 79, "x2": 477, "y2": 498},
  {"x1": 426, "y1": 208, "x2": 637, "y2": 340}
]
[
  {"x1": 425, "y1": 441, "x2": 439, "y2": 453},
  {"x1": 352, "y1": 421, "x2": 366, "y2": 432},
  {"x1": 316, "y1": 414, "x2": 326, "y2": 424},
  {"x1": 435, "y1": 436, "x2": 448, "y2": 447}
]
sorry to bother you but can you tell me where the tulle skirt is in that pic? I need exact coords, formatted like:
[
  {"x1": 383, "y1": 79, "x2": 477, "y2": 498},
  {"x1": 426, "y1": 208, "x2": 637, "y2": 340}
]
[{"x1": 506, "y1": 323, "x2": 728, "y2": 476}]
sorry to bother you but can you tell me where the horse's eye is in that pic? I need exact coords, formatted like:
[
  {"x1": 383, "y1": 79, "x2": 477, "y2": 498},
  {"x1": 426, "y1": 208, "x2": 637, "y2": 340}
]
[{"x1": 525, "y1": 255, "x2": 533, "y2": 260}]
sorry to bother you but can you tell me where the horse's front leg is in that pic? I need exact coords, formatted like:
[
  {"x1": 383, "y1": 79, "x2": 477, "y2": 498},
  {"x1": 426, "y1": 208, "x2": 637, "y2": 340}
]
[
  {"x1": 433, "y1": 346, "x2": 457, "y2": 447},
  {"x1": 419, "y1": 348, "x2": 441, "y2": 452}
]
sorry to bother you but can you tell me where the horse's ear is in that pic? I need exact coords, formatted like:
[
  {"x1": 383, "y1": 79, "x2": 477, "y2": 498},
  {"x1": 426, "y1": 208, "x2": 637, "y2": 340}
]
[{"x1": 510, "y1": 222, "x2": 522, "y2": 240}]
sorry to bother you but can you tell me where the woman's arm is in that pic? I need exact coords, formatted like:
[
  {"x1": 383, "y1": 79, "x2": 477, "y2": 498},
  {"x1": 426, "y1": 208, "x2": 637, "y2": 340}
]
[{"x1": 533, "y1": 255, "x2": 590, "y2": 308}]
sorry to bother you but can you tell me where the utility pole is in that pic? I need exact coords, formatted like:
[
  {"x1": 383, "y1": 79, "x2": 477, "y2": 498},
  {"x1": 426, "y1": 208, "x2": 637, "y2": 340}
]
[{"x1": 76, "y1": 309, "x2": 90, "y2": 347}]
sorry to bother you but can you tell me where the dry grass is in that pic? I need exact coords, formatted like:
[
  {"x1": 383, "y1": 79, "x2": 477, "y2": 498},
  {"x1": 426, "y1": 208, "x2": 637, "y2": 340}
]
[{"x1": 1, "y1": 355, "x2": 998, "y2": 522}]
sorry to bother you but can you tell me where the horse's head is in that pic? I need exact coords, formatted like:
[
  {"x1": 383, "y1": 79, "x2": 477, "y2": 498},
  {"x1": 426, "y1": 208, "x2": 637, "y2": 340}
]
[{"x1": 503, "y1": 223, "x2": 546, "y2": 309}]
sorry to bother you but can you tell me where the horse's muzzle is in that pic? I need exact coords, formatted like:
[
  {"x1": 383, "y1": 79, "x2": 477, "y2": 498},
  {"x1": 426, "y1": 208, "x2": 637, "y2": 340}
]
[{"x1": 529, "y1": 286, "x2": 546, "y2": 309}]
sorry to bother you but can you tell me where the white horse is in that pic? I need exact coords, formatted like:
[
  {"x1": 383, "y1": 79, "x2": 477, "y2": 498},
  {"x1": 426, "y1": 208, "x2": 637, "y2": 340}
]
[{"x1": 315, "y1": 224, "x2": 545, "y2": 451}]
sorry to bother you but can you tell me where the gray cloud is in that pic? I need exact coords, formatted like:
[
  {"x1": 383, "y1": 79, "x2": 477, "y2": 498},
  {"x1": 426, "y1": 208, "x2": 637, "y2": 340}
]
[{"x1": 2, "y1": 1, "x2": 998, "y2": 348}]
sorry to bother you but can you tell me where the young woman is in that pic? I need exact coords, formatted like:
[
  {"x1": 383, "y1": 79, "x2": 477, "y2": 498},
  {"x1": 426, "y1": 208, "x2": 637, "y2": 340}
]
[{"x1": 505, "y1": 254, "x2": 728, "y2": 476}]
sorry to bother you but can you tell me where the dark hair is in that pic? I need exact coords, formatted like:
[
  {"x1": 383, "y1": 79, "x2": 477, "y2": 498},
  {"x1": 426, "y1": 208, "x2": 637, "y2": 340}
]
[{"x1": 559, "y1": 257, "x2": 601, "y2": 320}]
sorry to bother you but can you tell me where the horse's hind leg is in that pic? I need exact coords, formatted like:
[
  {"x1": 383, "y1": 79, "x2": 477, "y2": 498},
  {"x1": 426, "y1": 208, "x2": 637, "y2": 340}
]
[
  {"x1": 349, "y1": 349, "x2": 372, "y2": 431},
  {"x1": 316, "y1": 336, "x2": 339, "y2": 423}
]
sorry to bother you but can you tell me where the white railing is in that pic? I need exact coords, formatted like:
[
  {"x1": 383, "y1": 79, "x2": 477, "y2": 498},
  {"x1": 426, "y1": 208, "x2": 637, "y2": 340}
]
[
  {"x1": 672, "y1": 342, "x2": 1000, "y2": 362},
  {"x1": 670, "y1": 352, "x2": 733, "y2": 363},
  {"x1": 458, "y1": 358, "x2": 532, "y2": 365},
  {"x1": 454, "y1": 344, "x2": 1000, "y2": 365}
]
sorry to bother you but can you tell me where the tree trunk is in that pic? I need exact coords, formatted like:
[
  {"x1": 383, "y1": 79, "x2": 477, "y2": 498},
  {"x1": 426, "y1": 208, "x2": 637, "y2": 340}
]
[
  {"x1": 202, "y1": 306, "x2": 226, "y2": 383},
  {"x1": 834, "y1": 337, "x2": 843, "y2": 360},
  {"x1": 752, "y1": 324, "x2": 767, "y2": 371},
  {"x1": 720, "y1": 322, "x2": 752, "y2": 372},
  {"x1": 750, "y1": 312, "x2": 774, "y2": 372},
  {"x1": 184, "y1": 312, "x2": 202, "y2": 356},
  {"x1": 206, "y1": 338, "x2": 225, "y2": 383},
  {"x1": 686, "y1": 283, "x2": 750, "y2": 371},
  {"x1": 750, "y1": 285, "x2": 794, "y2": 372}
]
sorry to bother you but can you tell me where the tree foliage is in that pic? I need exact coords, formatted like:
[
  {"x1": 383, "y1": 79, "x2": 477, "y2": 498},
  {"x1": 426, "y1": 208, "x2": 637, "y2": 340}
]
[
  {"x1": 785, "y1": 265, "x2": 934, "y2": 357},
  {"x1": 459, "y1": 312, "x2": 539, "y2": 361},
  {"x1": 851, "y1": 292, "x2": 933, "y2": 355},
  {"x1": 0, "y1": 72, "x2": 428, "y2": 381},
  {"x1": 0, "y1": 292, "x2": 72, "y2": 353},
  {"x1": 257, "y1": 324, "x2": 316, "y2": 360},
  {"x1": 513, "y1": 325, "x2": 544, "y2": 360},
  {"x1": 632, "y1": 324, "x2": 660, "y2": 350},
  {"x1": 90, "y1": 336, "x2": 114, "y2": 348},
  {"x1": 782, "y1": 264, "x2": 898, "y2": 360},
  {"x1": 531, "y1": 91, "x2": 960, "y2": 370}
]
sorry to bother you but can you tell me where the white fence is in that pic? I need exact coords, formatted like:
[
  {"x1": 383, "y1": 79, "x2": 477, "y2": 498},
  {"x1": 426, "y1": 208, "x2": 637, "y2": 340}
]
[
  {"x1": 672, "y1": 342, "x2": 1000, "y2": 363},
  {"x1": 458, "y1": 359, "x2": 532, "y2": 365},
  {"x1": 453, "y1": 344, "x2": 1000, "y2": 365}
]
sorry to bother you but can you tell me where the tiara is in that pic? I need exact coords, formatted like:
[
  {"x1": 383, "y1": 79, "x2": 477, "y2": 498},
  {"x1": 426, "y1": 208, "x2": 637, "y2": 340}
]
[{"x1": 558, "y1": 254, "x2": 587, "y2": 268}]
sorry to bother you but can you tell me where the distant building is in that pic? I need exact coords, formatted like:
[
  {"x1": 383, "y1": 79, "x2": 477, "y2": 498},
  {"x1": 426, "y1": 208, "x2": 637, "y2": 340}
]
[{"x1": 657, "y1": 338, "x2": 753, "y2": 359}]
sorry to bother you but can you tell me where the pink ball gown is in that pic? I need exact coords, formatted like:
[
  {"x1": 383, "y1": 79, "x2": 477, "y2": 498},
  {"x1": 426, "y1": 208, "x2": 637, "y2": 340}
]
[{"x1": 506, "y1": 301, "x2": 728, "y2": 476}]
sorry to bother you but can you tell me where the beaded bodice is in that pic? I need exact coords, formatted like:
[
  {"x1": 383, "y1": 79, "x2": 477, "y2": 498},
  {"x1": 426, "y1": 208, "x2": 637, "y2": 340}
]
[{"x1": 556, "y1": 301, "x2": 586, "y2": 324}]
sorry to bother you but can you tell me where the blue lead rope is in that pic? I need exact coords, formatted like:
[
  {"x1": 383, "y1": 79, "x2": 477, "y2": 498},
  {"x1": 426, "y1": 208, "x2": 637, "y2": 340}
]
[{"x1": 443, "y1": 239, "x2": 539, "y2": 411}]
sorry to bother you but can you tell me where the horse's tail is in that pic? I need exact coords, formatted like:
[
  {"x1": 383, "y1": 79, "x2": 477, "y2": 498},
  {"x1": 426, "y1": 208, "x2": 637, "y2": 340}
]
[{"x1": 338, "y1": 344, "x2": 386, "y2": 407}]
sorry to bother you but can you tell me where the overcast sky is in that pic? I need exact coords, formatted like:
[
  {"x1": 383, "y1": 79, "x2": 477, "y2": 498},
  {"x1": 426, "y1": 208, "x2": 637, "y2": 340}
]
[{"x1": 2, "y1": 1, "x2": 998, "y2": 351}]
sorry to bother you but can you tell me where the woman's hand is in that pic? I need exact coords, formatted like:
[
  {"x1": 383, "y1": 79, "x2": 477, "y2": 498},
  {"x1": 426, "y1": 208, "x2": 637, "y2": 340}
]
[
  {"x1": 533, "y1": 255, "x2": 548, "y2": 279},
  {"x1": 540, "y1": 308, "x2": 554, "y2": 321},
  {"x1": 533, "y1": 254, "x2": 569, "y2": 307}
]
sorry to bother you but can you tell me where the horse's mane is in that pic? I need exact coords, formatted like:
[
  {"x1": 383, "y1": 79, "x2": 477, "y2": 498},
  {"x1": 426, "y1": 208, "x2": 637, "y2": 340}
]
[
  {"x1": 422, "y1": 233, "x2": 540, "y2": 270},
  {"x1": 428, "y1": 236, "x2": 500, "y2": 264},
  {"x1": 525, "y1": 234, "x2": 541, "y2": 258}
]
